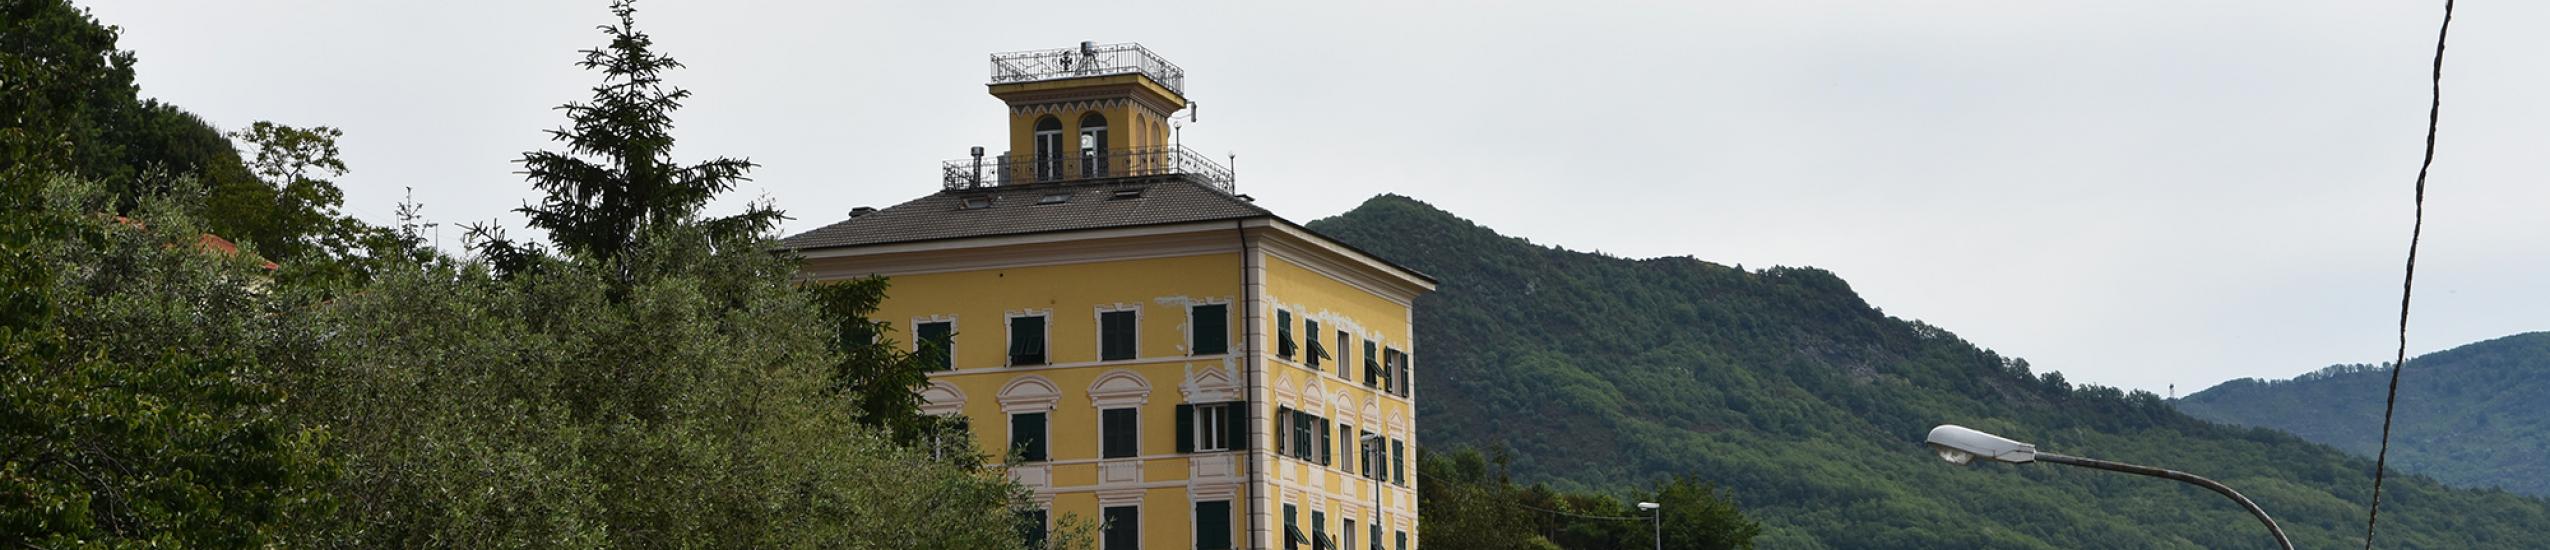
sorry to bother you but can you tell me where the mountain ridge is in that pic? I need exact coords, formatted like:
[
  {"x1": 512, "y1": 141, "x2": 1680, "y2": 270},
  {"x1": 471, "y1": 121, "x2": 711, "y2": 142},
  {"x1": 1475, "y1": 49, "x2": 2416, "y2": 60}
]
[
  {"x1": 1307, "y1": 194, "x2": 2550, "y2": 548},
  {"x1": 2178, "y1": 332, "x2": 2550, "y2": 497}
]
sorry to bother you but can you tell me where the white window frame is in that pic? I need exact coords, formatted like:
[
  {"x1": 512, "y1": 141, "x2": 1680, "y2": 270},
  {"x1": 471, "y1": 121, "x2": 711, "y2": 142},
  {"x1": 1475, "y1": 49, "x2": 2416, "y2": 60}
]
[{"x1": 1194, "y1": 402, "x2": 1231, "y2": 452}]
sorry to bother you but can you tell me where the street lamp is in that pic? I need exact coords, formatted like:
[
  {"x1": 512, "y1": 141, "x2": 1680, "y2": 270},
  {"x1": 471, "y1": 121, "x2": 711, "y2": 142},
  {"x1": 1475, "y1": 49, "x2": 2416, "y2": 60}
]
[
  {"x1": 1636, "y1": 501, "x2": 1661, "y2": 550},
  {"x1": 1362, "y1": 433, "x2": 1386, "y2": 550},
  {"x1": 1925, "y1": 425, "x2": 2293, "y2": 550}
]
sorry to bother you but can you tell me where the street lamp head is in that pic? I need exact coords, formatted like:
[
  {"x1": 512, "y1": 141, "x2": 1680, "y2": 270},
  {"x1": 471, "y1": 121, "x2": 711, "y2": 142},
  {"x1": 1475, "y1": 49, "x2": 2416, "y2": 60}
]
[
  {"x1": 1361, "y1": 433, "x2": 1385, "y2": 443},
  {"x1": 1926, "y1": 425, "x2": 2037, "y2": 465},
  {"x1": 1636, "y1": 502, "x2": 1661, "y2": 511}
]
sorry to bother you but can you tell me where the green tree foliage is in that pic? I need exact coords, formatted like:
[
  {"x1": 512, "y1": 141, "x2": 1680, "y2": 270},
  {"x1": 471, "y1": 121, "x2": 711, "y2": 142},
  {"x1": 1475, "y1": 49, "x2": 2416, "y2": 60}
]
[
  {"x1": 498, "y1": 0, "x2": 779, "y2": 277},
  {"x1": 1, "y1": 175, "x2": 332, "y2": 547},
  {"x1": 1419, "y1": 447, "x2": 1758, "y2": 550},
  {"x1": 1308, "y1": 195, "x2": 2550, "y2": 548},
  {"x1": 3, "y1": 0, "x2": 393, "y2": 285},
  {"x1": 2178, "y1": 332, "x2": 2550, "y2": 497},
  {"x1": 285, "y1": 224, "x2": 1030, "y2": 547}
]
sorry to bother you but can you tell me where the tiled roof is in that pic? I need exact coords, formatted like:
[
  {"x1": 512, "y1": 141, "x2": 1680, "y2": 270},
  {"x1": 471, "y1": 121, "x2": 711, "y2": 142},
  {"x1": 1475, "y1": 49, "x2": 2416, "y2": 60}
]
[{"x1": 777, "y1": 176, "x2": 1273, "y2": 251}]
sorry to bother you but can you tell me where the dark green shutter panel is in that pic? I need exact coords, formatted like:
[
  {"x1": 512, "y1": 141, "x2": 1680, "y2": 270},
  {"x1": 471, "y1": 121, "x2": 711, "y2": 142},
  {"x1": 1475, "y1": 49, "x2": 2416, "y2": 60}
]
[
  {"x1": 1020, "y1": 510, "x2": 1048, "y2": 547},
  {"x1": 1227, "y1": 400, "x2": 1250, "y2": 450},
  {"x1": 1193, "y1": 304, "x2": 1228, "y2": 355},
  {"x1": 1277, "y1": 311, "x2": 1294, "y2": 358},
  {"x1": 1101, "y1": 310, "x2": 1136, "y2": 360},
  {"x1": 1102, "y1": 408, "x2": 1137, "y2": 458},
  {"x1": 1197, "y1": 500, "x2": 1233, "y2": 550},
  {"x1": 1175, "y1": 404, "x2": 1195, "y2": 453},
  {"x1": 1104, "y1": 506, "x2": 1139, "y2": 550},
  {"x1": 1363, "y1": 340, "x2": 1378, "y2": 385},
  {"x1": 1012, "y1": 413, "x2": 1046, "y2": 462},
  {"x1": 1010, "y1": 316, "x2": 1046, "y2": 365},
  {"x1": 1392, "y1": 440, "x2": 1406, "y2": 484},
  {"x1": 1305, "y1": 320, "x2": 1322, "y2": 367},
  {"x1": 1318, "y1": 418, "x2": 1332, "y2": 466}
]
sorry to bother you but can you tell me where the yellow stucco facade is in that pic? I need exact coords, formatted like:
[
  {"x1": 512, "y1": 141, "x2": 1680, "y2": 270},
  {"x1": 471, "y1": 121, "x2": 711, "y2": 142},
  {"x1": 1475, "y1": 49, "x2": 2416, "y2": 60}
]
[{"x1": 797, "y1": 219, "x2": 1430, "y2": 550}]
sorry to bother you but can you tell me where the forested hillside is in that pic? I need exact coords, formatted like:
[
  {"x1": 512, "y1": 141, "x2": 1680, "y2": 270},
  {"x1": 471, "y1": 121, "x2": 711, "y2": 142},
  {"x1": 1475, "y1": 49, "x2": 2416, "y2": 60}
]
[
  {"x1": 2178, "y1": 332, "x2": 2550, "y2": 498},
  {"x1": 1307, "y1": 195, "x2": 2550, "y2": 548}
]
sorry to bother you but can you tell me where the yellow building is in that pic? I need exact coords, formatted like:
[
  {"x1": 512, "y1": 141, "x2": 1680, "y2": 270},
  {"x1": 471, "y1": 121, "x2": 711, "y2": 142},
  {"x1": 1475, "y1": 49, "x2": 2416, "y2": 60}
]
[{"x1": 781, "y1": 42, "x2": 1434, "y2": 550}]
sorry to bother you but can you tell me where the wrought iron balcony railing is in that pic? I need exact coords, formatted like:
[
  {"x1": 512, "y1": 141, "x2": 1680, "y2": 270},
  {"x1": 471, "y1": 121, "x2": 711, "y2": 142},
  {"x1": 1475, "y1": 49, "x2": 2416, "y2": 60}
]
[
  {"x1": 989, "y1": 42, "x2": 1186, "y2": 95},
  {"x1": 942, "y1": 145, "x2": 1234, "y2": 194}
]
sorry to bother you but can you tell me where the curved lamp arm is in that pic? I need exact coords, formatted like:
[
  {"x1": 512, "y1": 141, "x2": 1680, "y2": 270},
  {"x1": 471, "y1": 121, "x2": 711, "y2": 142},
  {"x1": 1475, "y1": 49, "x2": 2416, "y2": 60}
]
[{"x1": 2036, "y1": 453, "x2": 2294, "y2": 550}]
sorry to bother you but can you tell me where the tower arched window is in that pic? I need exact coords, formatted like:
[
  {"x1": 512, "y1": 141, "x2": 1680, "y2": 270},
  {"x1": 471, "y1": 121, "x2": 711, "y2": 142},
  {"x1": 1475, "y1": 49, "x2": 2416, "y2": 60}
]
[
  {"x1": 1078, "y1": 112, "x2": 1109, "y2": 178},
  {"x1": 1033, "y1": 115, "x2": 1064, "y2": 181}
]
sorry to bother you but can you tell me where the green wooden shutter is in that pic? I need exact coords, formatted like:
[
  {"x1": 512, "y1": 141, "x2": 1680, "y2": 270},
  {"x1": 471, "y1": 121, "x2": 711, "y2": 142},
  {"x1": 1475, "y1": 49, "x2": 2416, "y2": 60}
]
[
  {"x1": 1305, "y1": 320, "x2": 1323, "y2": 367},
  {"x1": 1193, "y1": 304, "x2": 1228, "y2": 355},
  {"x1": 1011, "y1": 413, "x2": 1046, "y2": 462},
  {"x1": 1101, "y1": 310, "x2": 1136, "y2": 360},
  {"x1": 1102, "y1": 408, "x2": 1137, "y2": 458},
  {"x1": 1364, "y1": 340, "x2": 1379, "y2": 386},
  {"x1": 1009, "y1": 316, "x2": 1046, "y2": 365},
  {"x1": 1392, "y1": 439, "x2": 1406, "y2": 485},
  {"x1": 1227, "y1": 400, "x2": 1249, "y2": 450},
  {"x1": 916, "y1": 322, "x2": 953, "y2": 371},
  {"x1": 1277, "y1": 310, "x2": 1294, "y2": 358},
  {"x1": 1196, "y1": 500, "x2": 1233, "y2": 550},
  {"x1": 1103, "y1": 505, "x2": 1139, "y2": 550},
  {"x1": 1317, "y1": 416, "x2": 1332, "y2": 466},
  {"x1": 1175, "y1": 404, "x2": 1195, "y2": 453}
]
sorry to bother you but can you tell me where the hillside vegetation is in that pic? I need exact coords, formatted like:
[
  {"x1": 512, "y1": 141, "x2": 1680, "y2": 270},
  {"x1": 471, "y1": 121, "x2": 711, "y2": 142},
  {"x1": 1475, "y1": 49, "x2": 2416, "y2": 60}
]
[
  {"x1": 1307, "y1": 195, "x2": 2550, "y2": 548},
  {"x1": 2178, "y1": 332, "x2": 2550, "y2": 497}
]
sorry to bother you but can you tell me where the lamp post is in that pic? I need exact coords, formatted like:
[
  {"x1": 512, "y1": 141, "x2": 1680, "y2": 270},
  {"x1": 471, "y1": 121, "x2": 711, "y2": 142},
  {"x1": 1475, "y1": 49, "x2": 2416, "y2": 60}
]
[
  {"x1": 1925, "y1": 425, "x2": 2293, "y2": 550},
  {"x1": 1636, "y1": 501, "x2": 1661, "y2": 550},
  {"x1": 1362, "y1": 432, "x2": 1385, "y2": 550}
]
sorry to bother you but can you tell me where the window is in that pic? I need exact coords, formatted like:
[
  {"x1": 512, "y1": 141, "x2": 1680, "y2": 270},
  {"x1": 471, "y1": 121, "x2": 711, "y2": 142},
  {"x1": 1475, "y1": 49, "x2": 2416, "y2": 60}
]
[
  {"x1": 960, "y1": 196, "x2": 991, "y2": 210},
  {"x1": 1311, "y1": 511, "x2": 1327, "y2": 550},
  {"x1": 1019, "y1": 509, "x2": 1048, "y2": 548},
  {"x1": 1371, "y1": 524, "x2": 1383, "y2": 550},
  {"x1": 1337, "y1": 331, "x2": 1351, "y2": 378},
  {"x1": 1010, "y1": 412, "x2": 1047, "y2": 462},
  {"x1": 1101, "y1": 309, "x2": 1137, "y2": 361},
  {"x1": 1362, "y1": 339, "x2": 1379, "y2": 386},
  {"x1": 1395, "y1": 531, "x2": 1407, "y2": 550},
  {"x1": 1276, "y1": 310, "x2": 1296, "y2": 359},
  {"x1": 915, "y1": 321, "x2": 953, "y2": 371},
  {"x1": 1009, "y1": 315, "x2": 1046, "y2": 366},
  {"x1": 1099, "y1": 408, "x2": 1139, "y2": 459},
  {"x1": 1037, "y1": 192, "x2": 1071, "y2": 205},
  {"x1": 1274, "y1": 407, "x2": 1293, "y2": 456},
  {"x1": 1284, "y1": 503, "x2": 1304, "y2": 550},
  {"x1": 1337, "y1": 422, "x2": 1353, "y2": 472},
  {"x1": 1080, "y1": 112, "x2": 1110, "y2": 178},
  {"x1": 1103, "y1": 505, "x2": 1139, "y2": 550},
  {"x1": 1190, "y1": 304, "x2": 1228, "y2": 355},
  {"x1": 1196, "y1": 500, "x2": 1233, "y2": 550},
  {"x1": 1304, "y1": 319, "x2": 1323, "y2": 368},
  {"x1": 1344, "y1": 518, "x2": 1357, "y2": 550},
  {"x1": 1033, "y1": 115, "x2": 1064, "y2": 181},
  {"x1": 1180, "y1": 402, "x2": 1235, "y2": 452}
]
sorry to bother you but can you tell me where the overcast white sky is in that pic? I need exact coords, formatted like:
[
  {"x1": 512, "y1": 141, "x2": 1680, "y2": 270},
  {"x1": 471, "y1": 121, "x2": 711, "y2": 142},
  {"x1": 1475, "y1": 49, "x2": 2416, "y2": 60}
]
[{"x1": 85, "y1": 0, "x2": 2547, "y2": 395}]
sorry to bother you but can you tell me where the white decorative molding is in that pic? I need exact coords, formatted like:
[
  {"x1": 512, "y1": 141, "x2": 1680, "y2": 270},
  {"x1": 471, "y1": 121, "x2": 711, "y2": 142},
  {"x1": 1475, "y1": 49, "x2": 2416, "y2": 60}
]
[
  {"x1": 1097, "y1": 488, "x2": 1146, "y2": 508},
  {"x1": 1180, "y1": 361, "x2": 1240, "y2": 403},
  {"x1": 1088, "y1": 369, "x2": 1153, "y2": 409},
  {"x1": 1101, "y1": 460, "x2": 1142, "y2": 485},
  {"x1": 998, "y1": 375, "x2": 1062, "y2": 414},
  {"x1": 918, "y1": 381, "x2": 966, "y2": 415}
]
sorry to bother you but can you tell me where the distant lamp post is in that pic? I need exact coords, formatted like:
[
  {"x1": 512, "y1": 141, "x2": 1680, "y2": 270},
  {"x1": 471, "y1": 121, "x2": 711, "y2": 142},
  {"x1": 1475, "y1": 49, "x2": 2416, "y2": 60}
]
[
  {"x1": 1925, "y1": 425, "x2": 2293, "y2": 550},
  {"x1": 1636, "y1": 501, "x2": 1661, "y2": 550}
]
